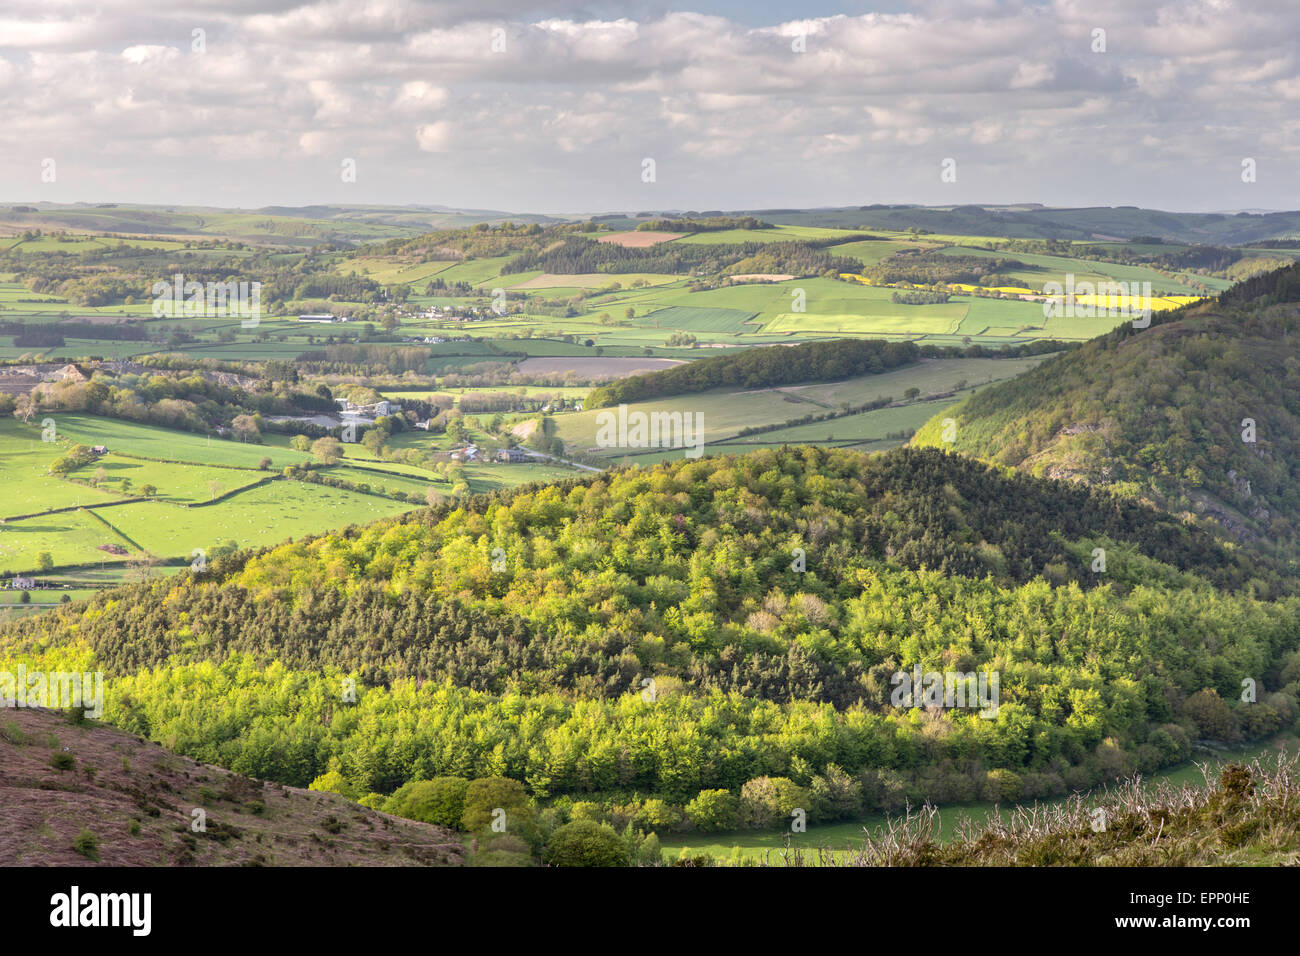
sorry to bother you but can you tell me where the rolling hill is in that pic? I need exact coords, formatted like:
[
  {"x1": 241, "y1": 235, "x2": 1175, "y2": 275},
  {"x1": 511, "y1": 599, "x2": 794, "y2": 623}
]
[
  {"x1": 4, "y1": 445, "x2": 1298, "y2": 834},
  {"x1": 0, "y1": 707, "x2": 463, "y2": 866},
  {"x1": 913, "y1": 263, "x2": 1300, "y2": 570}
]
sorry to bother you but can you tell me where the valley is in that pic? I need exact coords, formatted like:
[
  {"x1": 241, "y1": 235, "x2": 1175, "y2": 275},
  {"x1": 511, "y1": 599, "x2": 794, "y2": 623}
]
[{"x1": 3, "y1": 204, "x2": 1300, "y2": 872}]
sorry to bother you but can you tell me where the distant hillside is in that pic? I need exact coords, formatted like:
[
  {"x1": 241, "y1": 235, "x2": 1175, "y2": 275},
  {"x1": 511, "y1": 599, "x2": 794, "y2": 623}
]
[
  {"x1": 0, "y1": 707, "x2": 463, "y2": 866},
  {"x1": 914, "y1": 264, "x2": 1300, "y2": 568},
  {"x1": 750, "y1": 205, "x2": 1300, "y2": 245},
  {"x1": 0, "y1": 203, "x2": 560, "y2": 247}
]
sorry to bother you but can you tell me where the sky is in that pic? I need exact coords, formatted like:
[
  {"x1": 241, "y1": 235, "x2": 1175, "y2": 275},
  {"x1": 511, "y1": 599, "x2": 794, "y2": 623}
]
[{"x1": 2, "y1": 0, "x2": 1299, "y2": 215}]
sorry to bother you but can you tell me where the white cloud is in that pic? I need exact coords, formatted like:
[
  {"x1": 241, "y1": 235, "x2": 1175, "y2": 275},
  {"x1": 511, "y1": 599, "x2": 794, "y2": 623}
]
[
  {"x1": 416, "y1": 120, "x2": 454, "y2": 152},
  {"x1": 0, "y1": 1, "x2": 1296, "y2": 211}
]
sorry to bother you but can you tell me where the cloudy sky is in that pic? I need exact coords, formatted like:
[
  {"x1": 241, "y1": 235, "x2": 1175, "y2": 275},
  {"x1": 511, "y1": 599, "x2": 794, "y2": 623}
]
[{"x1": 2, "y1": 0, "x2": 1298, "y2": 214}]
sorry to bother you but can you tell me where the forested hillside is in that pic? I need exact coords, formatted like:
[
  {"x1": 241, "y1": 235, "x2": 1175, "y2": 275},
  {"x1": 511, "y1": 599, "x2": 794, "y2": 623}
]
[
  {"x1": 501, "y1": 235, "x2": 864, "y2": 277},
  {"x1": 585, "y1": 339, "x2": 920, "y2": 407},
  {"x1": 4, "y1": 446, "x2": 1298, "y2": 829},
  {"x1": 913, "y1": 266, "x2": 1300, "y2": 561}
]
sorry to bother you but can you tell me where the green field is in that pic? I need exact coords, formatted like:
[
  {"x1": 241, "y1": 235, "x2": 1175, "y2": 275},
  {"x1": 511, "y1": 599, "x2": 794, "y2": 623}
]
[
  {"x1": 104, "y1": 481, "x2": 413, "y2": 558},
  {"x1": 640, "y1": 306, "x2": 759, "y2": 333},
  {"x1": 0, "y1": 508, "x2": 133, "y2": 572},
  {"x1": 507, "y1": 273, "x2": 681, "y2": 290},
  {"x1": 555, "y1": 355, "x2": 1046, "y2": 460},
  {"x1": 343, "y1": 258, "x2": 457, "y2": 284},
  {"x1": 830, "y1": 239, "x2": 920, "y2": 265},
  {"x1": 324, "y1": 464, "x2": 440, "y2": 497},
  {"x1": 0, "y1": 419, "x2": 123, "y2": 516},
  {"x1": 379, "y1": 385, "x2": 590, "y2": 404},
  {"x1": 65, "y1": 453, "x2": 267, "y2": 504},
  {"x1": 718, "y1": 398, "x2": 953, "y2": 447},
  {"x1": 765, "y1": 308, "x2": 965, "y2": 336},
  {"x1": 434, "y1": 256, "x2": 517, "y2": 288},
  {"x1": 43, "y1": 415, "x2": 307, "y2": 469},
  {"x1": 0, "y1": 415, "x2": 426, "y2": 578},
  {"x1": 933, "y1": 245, "x2": 1227, "y2": 295}
]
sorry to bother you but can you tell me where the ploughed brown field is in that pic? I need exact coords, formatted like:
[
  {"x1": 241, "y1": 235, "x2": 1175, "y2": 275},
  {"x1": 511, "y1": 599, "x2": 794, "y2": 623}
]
[{"x1": 0, "y1": 707, "x2": 463, "y2": 866}]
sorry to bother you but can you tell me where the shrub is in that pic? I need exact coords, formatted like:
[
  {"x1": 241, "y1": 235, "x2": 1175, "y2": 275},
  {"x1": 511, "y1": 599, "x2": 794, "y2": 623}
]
[
  {"x1": 738, "y1": 776, "x2": 809, "y2": 829},
  {"x1": 634, "y1": 798, "x2": 682, "y2": 831},
  {"x1": 468, "y1": 833, "x2": 533, "y2": 867},
  {"x1": 685, "y1": 789, "x2": 738, "y2": 832},
  {"x1": 1183, "y1": 688, "x2": 1239, "y2": 741},
  {"x1": 461, "y1": 776, "x2": 536, "y2": 847},
  {"x1": 810, "y1": 765, "x2": 863, "y2": 820},
  {"x1": 72, "y1": 829, "x2": 99, "y2": 861},
  {"x1": 50, "y1": 751, "x2": 75, "y2": 771},
  {"x1": 568, "y1": 800, "x2": 604, "y2": 823},
  {"x1": 307, "y1": 769, "x2": 357, "y2": 801},
  {"x1": 543, "y1": 820, "x2": 630, "y2": 867},
  {"x1": 384, "y1": 777, "x2": 469, "y2": 829},
  {"x1": 982, "y1": 768, "x2": 1023, "y2": 803}
]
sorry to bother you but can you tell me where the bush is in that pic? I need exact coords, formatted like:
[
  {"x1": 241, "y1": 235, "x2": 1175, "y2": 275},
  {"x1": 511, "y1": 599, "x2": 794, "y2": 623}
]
[
  {"x1": 685, "y1": 789, "x2": 738, "y2": 832},
  {"x1": 468, "y1": 833, "x2": 533, "y2": 867},
  {"x1": 543, "y1": 820, "x2": 630, "y2": 867},
  {"x1": 634, "y1": 798, "x2": 683, "y2": 831},
  {"x1": 50, "y1": 751, "x2": 75, "y2": 771},
  {"x1": 738, "y1": 776, "x2": 809, "y2": 829},
  {"x1": 1148, "y1": 724, "x2": 1191, "y2": 763},
  {"x1": 810, "y1": 765, "x2": 863, "y2": 820},
  {"x1": 72, "y1": 829, "x2": 99, "y2": 861},
  {"x1": 384, "y1": 777, "x2": 469, "y2": 829},
  {"x1": 1238, "y1": 703, "x2": 1283, "y2": 739},
  {"x1": 1062, "y1": 764, "x2": 1096, "y2": 792},
  {"x1": 1183, "y1": 689, "x2": 1239, "y2": 741},
  {"x1": 982, "y1": 768, "x2": 1023, "y2": 803},
  {"x1": 461, "y1": 776, "x2": 536, "y2": 846},
  {"x1": 307, "y1": 769, "x2": 357, "y2": 801},
  {"x1": 568, "y1": 800, "x2": 604, "y2": 823}
]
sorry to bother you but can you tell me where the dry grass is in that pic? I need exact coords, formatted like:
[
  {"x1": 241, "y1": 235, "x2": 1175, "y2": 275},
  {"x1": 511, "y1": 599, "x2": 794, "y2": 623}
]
[
  {"x1": 745, "y1": 757, "x2": 1300, "y2": 867},
  {"x1": 0, "y1": 707, "x2": 464, "y2": 867}
]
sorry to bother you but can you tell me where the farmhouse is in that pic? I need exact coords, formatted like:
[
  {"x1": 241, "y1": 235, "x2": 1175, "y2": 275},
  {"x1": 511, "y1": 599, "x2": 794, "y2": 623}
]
[
  {"x1": 338, "y1": 398, "x2": 397, "y2": 418},
  {"x1": 91, "y1": 445, "x2": 108, "y2": 456},
  {"x1": 498, "y1": 447, "x2": 528, "y2": 463},
  {"x1": 10, "y1": 576, "x2": 35, "y2": 591}
]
